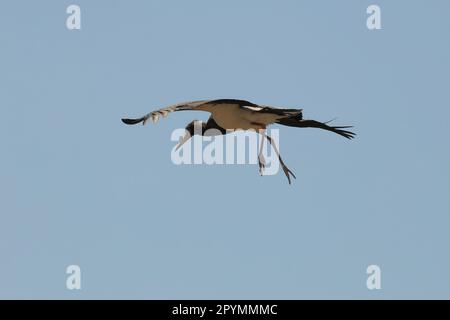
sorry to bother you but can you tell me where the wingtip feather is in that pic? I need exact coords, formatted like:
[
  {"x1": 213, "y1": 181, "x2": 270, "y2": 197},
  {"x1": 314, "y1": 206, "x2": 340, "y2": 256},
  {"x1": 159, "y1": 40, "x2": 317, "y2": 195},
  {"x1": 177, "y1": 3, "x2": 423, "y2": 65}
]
[{"x1": 121, "y1": 117, "x2": 145, "y2": 125}]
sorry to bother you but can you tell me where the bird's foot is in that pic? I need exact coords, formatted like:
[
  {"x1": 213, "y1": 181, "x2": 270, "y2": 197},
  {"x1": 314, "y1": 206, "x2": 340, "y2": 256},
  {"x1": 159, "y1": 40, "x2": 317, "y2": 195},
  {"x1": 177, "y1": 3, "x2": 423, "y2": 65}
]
[
  {"x1": 258, "y1": 154, "x2": 266, "y2": 176},
  {"x1": 281, "y1": 162, "x2": 296, "y2": 185}
]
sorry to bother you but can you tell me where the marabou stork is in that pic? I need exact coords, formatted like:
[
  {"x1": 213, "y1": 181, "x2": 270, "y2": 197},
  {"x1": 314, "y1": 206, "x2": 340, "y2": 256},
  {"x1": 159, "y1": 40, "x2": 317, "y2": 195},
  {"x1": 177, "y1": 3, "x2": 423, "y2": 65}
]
[{"x1": 121, "y1": 99, "x2": 355, "y2": 184}]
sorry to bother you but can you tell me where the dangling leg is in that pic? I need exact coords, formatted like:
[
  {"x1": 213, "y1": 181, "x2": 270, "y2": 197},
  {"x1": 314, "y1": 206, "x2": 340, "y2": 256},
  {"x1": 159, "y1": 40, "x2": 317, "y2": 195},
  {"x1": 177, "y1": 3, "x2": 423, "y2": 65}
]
[
  {"x1": 257, "y1": 129, "x2": 266, "y2": 175},
  {"x1": 265, "y1": 134, "x2": 296, "y2": 184}
]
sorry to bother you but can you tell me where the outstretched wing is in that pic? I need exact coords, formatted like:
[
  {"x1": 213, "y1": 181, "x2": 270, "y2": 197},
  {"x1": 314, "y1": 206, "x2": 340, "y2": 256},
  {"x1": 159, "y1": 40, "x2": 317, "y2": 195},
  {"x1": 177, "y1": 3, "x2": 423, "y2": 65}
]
[
  {"x1": 121, "y1": 100, "x2": 211, "y2": 125},
  {"x1": 121, "y1": 98, "x2": 304, "y2": 128}
]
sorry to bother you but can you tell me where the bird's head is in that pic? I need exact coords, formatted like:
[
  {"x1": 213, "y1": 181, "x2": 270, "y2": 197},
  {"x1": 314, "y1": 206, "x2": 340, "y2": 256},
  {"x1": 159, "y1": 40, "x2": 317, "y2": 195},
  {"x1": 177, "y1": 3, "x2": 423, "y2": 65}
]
[{"x1": 175, "y1": 120, "x2": 205, "y2": 151}]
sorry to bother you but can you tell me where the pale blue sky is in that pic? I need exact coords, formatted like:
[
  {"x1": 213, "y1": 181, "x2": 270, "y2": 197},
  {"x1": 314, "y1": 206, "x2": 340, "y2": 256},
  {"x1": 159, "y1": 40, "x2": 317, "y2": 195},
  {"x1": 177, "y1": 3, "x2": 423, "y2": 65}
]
[{"x1": 1, "y1": 0, "x2": 450, "y2": 299}]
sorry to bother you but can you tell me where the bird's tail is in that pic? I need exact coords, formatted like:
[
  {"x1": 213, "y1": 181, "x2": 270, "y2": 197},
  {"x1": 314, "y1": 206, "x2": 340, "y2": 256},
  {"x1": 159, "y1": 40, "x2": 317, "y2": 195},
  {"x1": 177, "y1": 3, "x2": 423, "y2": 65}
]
[{"x1": 276, "y1": 117, "x2": 356, "y2": 139}]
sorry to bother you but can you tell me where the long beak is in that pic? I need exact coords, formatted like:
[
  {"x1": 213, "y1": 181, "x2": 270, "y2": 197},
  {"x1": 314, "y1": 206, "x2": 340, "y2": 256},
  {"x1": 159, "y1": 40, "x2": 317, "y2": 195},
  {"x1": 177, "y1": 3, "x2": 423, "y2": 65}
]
[{"x1": 175, "y1": 132, "x2": 192, "y2": 151}]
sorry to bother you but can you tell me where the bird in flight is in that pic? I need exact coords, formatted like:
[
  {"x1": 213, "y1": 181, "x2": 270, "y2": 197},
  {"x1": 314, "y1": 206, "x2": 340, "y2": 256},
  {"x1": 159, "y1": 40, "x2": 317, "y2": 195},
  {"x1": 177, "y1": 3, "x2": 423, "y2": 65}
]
[{"x1": 121, "y1": 99, "x2": 355, "y2": 184}]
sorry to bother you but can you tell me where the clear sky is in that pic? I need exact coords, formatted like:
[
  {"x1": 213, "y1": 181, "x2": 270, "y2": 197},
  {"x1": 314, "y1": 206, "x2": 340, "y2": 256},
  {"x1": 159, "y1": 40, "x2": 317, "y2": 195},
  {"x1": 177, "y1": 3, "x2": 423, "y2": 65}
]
[{"x1": 1, "y1": 0, "x2": 450, "y2": 299}]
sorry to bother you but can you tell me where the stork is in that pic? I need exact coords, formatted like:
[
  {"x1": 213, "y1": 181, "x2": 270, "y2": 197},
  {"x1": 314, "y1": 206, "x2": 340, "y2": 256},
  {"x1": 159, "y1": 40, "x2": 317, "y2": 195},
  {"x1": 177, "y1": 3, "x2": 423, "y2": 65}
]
[{"x1": 121, "y1": 99, "x2": 355, "y2": 184}]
